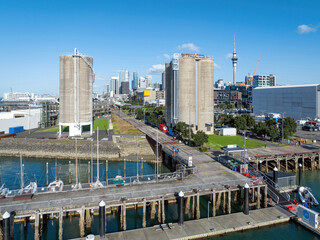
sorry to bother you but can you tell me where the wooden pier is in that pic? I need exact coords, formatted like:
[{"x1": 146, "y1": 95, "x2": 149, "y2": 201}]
[{"x1": 73, "y1": 206, "x2": 293, "y2": 240}]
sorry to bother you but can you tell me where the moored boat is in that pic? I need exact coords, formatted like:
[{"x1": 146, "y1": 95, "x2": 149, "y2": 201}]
[
  {"x1": 47, "y1": 180, "x2": 64, "y2": 192},
  {"x1": 298, "y1": 186, "x2": 319, "y2": 206},
  {"x1": 18, "y1": 182, "x2": 37, "y2": 195}
]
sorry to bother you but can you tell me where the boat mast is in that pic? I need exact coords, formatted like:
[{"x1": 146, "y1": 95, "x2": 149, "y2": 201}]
[{"x1": 20, "y1": 153, "x2": 24, "y2": 189}]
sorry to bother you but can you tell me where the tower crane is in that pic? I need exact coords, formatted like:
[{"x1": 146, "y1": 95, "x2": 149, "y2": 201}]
[{"x1": 247, "y1": 56, "x2": 261, "y2": 84}]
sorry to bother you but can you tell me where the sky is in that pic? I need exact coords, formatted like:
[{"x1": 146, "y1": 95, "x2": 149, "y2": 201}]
[{"x1": 0, "y1": 0, "x2": 319, "y2": 95}]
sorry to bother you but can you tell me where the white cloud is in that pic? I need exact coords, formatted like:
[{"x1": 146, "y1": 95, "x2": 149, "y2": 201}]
[
  {"x1": 163, "y1": 53, "x2": 170, "y2": 59},
  {"x1": 214, "y1": 63, "x2": 221, "y2": 69},
  {"x1": 95, "y1": 74, "x2": 108, "y2": 81},
  {"x1": 147, "y1": 64, "x2": 165, "y2": 74},
  {"x1": 177, "y1": 43, "x2": 200, "y2": 52},
  {"x1": 225, "y1": 53, "x2": 233, "y2": 59},
  {"x1": 297, "y1": 24, "x2": 317, "y2": 34}
]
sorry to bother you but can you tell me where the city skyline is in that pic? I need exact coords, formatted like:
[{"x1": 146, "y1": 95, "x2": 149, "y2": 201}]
[{"x1": 0, "y1": 0, "x2": 319, "y2": 95}]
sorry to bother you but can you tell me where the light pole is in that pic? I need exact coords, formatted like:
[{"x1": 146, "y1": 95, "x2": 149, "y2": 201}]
[
  {"x1": 91, "y1": 138, "x2": 93, "y2": 182},
  {"x1": 282, "y1": 112, "x2": 285, "y2": 142},
  {"x1": 156, "y1": 128, "x2": 159, "y2": 183}
]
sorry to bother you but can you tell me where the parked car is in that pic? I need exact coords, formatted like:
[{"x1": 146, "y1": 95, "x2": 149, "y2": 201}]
[{"x1": 302, "y1": 125, "x2": 318, "y2": 131}]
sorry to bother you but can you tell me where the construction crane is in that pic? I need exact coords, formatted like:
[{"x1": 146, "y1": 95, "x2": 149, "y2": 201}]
[{"x1": 247, "y1": 56, "x2": 261, "y2": 84}]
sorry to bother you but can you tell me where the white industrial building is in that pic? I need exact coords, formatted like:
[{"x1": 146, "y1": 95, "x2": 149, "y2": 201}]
[
  {"x1": 0, "y1": 108, "x2": 41, "y2": 133},
  {"x1": 253, "y1": 84, "x2": 320, "y2": 120}
]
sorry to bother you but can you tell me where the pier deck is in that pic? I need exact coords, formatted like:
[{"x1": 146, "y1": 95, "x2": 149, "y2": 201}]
[{"x1": 75, "y1": 206, "x2": 293, "y2": 240}]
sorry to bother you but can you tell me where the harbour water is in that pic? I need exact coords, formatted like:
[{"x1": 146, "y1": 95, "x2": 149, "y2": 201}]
[{"x1": 1, "y1": 157, "x2": 320, "y2": 239}]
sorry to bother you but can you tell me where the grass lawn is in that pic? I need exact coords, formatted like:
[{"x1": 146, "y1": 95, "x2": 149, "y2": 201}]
[
  {"x1": 93, "y1": 118, "x2": 109, "y2": 130},
  {"x1": 206, "y1": 134, "x2": 265, "y2": 150},
  {"x1": 111, "y1": 114, "x2": 141, "y2": 135},
  {"x1": 36, "y1": 126, "x2": 60, "y2": 133}
]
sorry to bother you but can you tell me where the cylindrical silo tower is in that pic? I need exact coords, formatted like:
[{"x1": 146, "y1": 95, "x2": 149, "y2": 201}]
[
  {"x1": 198, "y1": 57, "x2": 214, "y2": 134},
  {"x1": 59, "y1": 48, "x2": 94, "y2": 137},
  {"x1": 179, "y1": 56, "x2": 196, "y2": 129}
]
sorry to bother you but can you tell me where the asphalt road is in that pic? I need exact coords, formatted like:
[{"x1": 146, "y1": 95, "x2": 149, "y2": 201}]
[{"x1": 295, "y1": 126, "x2": 320, "y2": 142}]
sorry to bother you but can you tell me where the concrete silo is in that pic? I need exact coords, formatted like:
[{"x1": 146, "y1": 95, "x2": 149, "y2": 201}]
[
  {"x1": 198, "y1": 58, "x2": 214, "y2": 133},
  {"x1": 178, "y1": 55, "x2": 196, "y2": 128},
  {"x1": 59, "y1": 48, "x2": 94, "y2": 137}
]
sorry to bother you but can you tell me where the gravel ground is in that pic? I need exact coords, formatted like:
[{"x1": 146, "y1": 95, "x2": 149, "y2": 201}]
[{"x1": 295, "y1": 126, "x2": 320, "y2": 141}]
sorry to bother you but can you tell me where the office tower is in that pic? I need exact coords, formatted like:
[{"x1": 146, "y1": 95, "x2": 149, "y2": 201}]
[
  {"x1": 132, "y1": 71, "x2": 139, "y2": 90},
  {"x1": 139, "y1": 77, "x2": 146, "y2": 89},
  {"x1": 110, "y1": 77, "x2": 119, "y2": 94},
  {"x1": 145, "y1": 75, "x2": 152, "y2": 88},
  {"x1": 120, "y1": 81, "x2": 130, "y2": 94}
]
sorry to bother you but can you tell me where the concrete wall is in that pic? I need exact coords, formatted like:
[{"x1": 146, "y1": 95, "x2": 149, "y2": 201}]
[
  {"x1": 253, "y1": 85, "x2": 319, "y2": 120},
  {"x1": 0, "y1": 109, "x2": 41, "y2": 133}
]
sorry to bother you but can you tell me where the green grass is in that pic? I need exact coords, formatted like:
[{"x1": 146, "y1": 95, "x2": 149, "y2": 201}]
[
  {"x1": 36, "y1": 126, "x2": 60, "y2": 133},
  {"x1": 93, "y1": 118, "x2": 109, "y2": 130},
  {"x1": 206, "y1": 134, "x2": 265, "y2": 150}
]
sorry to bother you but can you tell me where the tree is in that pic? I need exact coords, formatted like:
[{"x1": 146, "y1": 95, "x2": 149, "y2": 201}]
[
  {"x1": 243, "y1": 114, "x2": 255, "y2": 129},
  {"x1": 173, "y1": 122, "x2": 189, "y2": 139},
  {"x1": 234, "y1": 116, "x2": 246, "y2": 131},
  {"x1": 254, "y1": 122, "x2": 267, "y2": 137},
  {"x1": 218, "y1": 114, "x2": 234, "y2": 126},
  {"x1": 267, "y1": 124, "x2": 279, "y2": 140},
  {"x1": 193, "y1": 130, "x2": 208, "y2": 147},
  {"x1": 136, "y1": 108, "x2": 144, "y2": 120},
  {"x1": 280, "y1": 117, "x2": 297, "y2": 139}
]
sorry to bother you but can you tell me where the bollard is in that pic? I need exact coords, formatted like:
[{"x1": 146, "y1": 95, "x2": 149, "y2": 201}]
[
  {"x1": 273, "y1": 167, "x2": 278, "y2": 187},
  {"x1": 178, "y1": 191, "x2": 184, "y2": 226},
  {"x1": 99, "y1": 200, "x2": 106, "y2": 238},
  {"x1": 258, "y1": 160, "x2": 262, "y2": 172},
  {"x1": 298, "y1": 163, "x2": 302, "y2": 186},
  {"x1": 2, "y1": 211, "x2": 10, "y2": 240},
  {"x1": 243, "y1": 183, "x2": 249, "y2": 215}
]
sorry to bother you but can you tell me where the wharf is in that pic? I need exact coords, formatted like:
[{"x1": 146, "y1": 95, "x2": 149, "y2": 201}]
[{"x1": 74, "y1": 206, "x2": 293, "y2": 240}]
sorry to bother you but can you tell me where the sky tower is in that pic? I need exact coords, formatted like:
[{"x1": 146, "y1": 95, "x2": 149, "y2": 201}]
[{"x1": 232, "y1": 36, "x2": 238, "y2": 85}]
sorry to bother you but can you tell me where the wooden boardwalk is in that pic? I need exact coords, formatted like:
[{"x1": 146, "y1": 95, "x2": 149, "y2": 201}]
[{"x1": 74, "y1": 206, "x2": 293, "y2": 240}]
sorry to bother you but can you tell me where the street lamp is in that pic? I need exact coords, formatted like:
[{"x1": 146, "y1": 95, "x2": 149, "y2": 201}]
[{"x1": 281, "y1": 112, "x2": 285, "y2": 142}]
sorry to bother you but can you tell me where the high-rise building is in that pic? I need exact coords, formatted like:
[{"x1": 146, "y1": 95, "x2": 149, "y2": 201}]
[
  {"x1": 59, "y1": 48, "x2": 93, "y2": 137},
  {"x1": 231, "y1": 37, "x2": 238, "y2": 85},
  {"x1": 120, "y1": 81, "x2": 130, "y2": 94},
  {"x1": 215, "y1": 79, "x2": 224, "y2": 89},
  {"x1": 119, "y1": 70, "x2": 130, "y2": 84},
  {"x1": 253, "y1": 75, "x2": 276, "y2": 87},
  {"x1": 165, "y1": 53, "x2": 214, "y2": 133},
  {"x1": 110, "y1": 77, "x2": 119, "y2": 94},
  {"x1": 145, "y1": 75, "x2": 152, "y2": 88},
  {"x1": 161, "y1": 72, "x2": 166, "y2": 91},
  {"x1": 132, "y1": 71, "x2": 139, "y2": 90},
  {"x1": 139, "y1": 77, "x2": 146, "y2": 89}
]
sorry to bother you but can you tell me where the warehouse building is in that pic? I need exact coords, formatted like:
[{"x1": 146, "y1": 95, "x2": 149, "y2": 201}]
[{"x1": 253, "y1": 84, "x2": 320, "y2": 120}]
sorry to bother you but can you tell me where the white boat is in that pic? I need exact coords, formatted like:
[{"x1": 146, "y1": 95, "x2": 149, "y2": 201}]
[
  {"x1": 47, "y1": 180, "x2": 64, "y2": 192},
  {"x1": 18, "y1": 182, "x2": 37, "y2": 195},
  {"x1": 0, "y1": 184, "x2": 9, "y2": 198},
  {"x1": 298, "y1": 186, "x2": 319, "y2": 206}
]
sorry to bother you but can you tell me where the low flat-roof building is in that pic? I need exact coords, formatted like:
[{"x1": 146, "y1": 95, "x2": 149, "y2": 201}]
[{"x1": 253, "y1": 84, "x2": 320, "y2": 120}]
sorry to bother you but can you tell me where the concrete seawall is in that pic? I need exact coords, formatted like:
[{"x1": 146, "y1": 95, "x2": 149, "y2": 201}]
[{"x1": 0, "y1": 137, "x2": 155, "y2": 161}]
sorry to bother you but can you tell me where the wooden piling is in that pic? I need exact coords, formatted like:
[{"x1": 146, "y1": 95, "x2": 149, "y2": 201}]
[
  {"x1": 264, "y1": 186, "x2": 268, "y2": 208},
  {"x1": 161, "y1": 196, "x2": 165, "y2": 224},
  {"x1": 46, "y1": 162, "x2": 49, "y2": 186},
  {"x1": 251, "y1": 188, "x2": 255, "y2": 203},
  {"x1": 266, "y1": 161, "x2": 268, "y2": 173},
  {"x1": 157, "y1": 200, "x2": 161, "y2": 223},
  {"x1": 311, "y1": 156, "x2": 315, "y2": 171},
  {"x1": 192, "y1": 196, "x2": 195, "y2": 219},
  {"x1": 122, "y1": 201, "x2": 126, "y2": 231},
  {"x1": 79, "y1": 207, "x2": 85, "y2": 237},
  {"x1": 106, "y1": 160, "x2": 108, "y2": 185},
  {"x1": 185, "y1": 197, "x2": 191, "y2": 215},
  {"x1": 0, "y1": 221, "x2": 3, "y2": 240},
  {"x1": 150, "y1": 201, "x2": 156, "y2": 221},
  {"x1": 295, "y1": 157, "x2": 298, "y2": 172},
  {"x1": 212, "y1": 190, "x2": 216, "y2": 217},
  {"x1": 223, "y1": 192, "x2": 226, "y2": 214},
  {"x1": 302, "y1": 155, "x2": 305, "y2": 172},
  {"x1": 142, "y1": 199, "x2": 146, "y2": 228},
  {"x1": 88, "y1": 162, "x2": 91, "y2": 183},
  {"x1": 196, "y1": 193, "x2": 200, "y2": 219},
  {"x1": 257, "y1": 186, "x2": 261, "y2": 209},
  {"x1": 59, "y1": 209, "x2": 63, "y2": 240},
  {"x1": 69, "y1": 161, "x2": 71, "y2": 184},
  {"x1": 216, "y1": 192, "x2": 222, "y2": 211},
  {"x1": 285, "y1": 157, "x2": 288, "y2": 172},
  {"x1": 228, "y1": 189, "x2": 231, "y2": 214},
  {"x1": 85, "y1": 209, "x2": 91, "y2": 229},
  {"x1": 34, "y1": 212, "x2": 40, "y2": 240}
]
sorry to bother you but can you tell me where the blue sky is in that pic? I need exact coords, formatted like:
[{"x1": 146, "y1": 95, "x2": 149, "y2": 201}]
[{"x1": 0, "y1": 0, "x2": 319, "y2": 95}]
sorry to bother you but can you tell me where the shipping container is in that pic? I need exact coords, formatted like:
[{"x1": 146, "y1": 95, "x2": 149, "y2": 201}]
[{"x1": 9, "y1": 126, "x2": 24, "y2": 134}]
